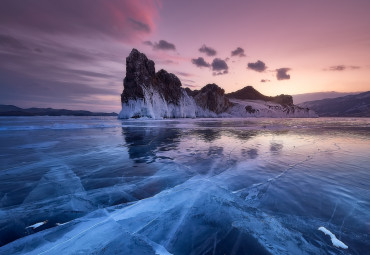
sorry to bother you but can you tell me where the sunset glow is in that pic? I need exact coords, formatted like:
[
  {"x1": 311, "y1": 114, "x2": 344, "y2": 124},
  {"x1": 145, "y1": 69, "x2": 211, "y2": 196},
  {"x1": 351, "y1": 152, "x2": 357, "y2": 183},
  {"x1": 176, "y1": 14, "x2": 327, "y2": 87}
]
[{"x1": 1, "y1": 0, "x2": 369, "y2": 112}]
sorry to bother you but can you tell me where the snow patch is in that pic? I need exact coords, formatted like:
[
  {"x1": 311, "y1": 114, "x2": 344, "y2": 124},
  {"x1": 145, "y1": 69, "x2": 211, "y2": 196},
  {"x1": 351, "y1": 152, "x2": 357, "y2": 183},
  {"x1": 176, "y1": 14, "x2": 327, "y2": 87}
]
[
  {"x1": 228, "y1": 99, "x2": 318, "y2": 118},
  {"x1": 26, "y1": 220, "x2": 47, "y2": 229},
  {"x1": 318, "y1": 226, "x2": 348, "y2": 249}
]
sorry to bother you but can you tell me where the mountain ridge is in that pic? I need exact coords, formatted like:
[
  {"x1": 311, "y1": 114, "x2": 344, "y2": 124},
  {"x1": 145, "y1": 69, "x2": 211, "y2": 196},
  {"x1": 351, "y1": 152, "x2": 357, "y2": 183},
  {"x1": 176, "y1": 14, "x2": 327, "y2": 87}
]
[
  {"x1": 299, "y1": 91, "x2": 370, "y2": 117},
  {"x1": 293, "y1": 91, "x2": 361, "y2": 104},
  {"x1": 0, "y1": 105, "x2": 118, "y2": 116}
]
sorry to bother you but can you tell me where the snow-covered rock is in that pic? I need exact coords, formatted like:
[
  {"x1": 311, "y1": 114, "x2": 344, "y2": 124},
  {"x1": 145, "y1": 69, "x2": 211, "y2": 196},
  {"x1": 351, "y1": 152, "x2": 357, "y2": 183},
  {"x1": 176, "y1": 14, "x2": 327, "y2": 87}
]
[
  {"x1": 119, "y1": 49, "x2": 317, "y2": 119},
  {"x1": 228, "y1": 99, "x2": 318, "y2": 118}
]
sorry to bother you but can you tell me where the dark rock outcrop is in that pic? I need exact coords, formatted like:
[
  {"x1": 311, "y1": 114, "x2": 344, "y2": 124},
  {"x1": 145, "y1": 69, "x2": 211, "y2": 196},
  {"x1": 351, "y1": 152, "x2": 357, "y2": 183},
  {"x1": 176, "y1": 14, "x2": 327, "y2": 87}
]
[
  {"x1": 245, "y1": 105, "x2": 257, "y2": 114},
  {"x1": 271, "y1": 94, "x2": 294, "y2": 105},
  {"x1": 121, "y1": 49, "x2": 154, "y2": 103},
  {"x1": 155, "y1": 69, "x2": 182, "y2": 104},
  {"x1": 227, "y1": 86, "x2": 293, "y2": 105},
  {"x1": 121, "y1": 49, "x2": 184, "y2": 106},
  {"x1": 184, "y1": 87, "x2": 199, "y2": 98},
  {"x1": 192, "y1": 84, "x2": 232, "y2": 114}
]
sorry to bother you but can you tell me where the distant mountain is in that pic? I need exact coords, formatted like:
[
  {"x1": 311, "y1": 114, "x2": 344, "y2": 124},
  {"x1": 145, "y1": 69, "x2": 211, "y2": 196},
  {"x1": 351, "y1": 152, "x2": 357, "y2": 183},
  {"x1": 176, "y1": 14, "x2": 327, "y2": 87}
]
[
  {"x1": 293, "y1": 91, "x2": 359, "y2": 105},
  {"x1": 299, "y1": 91, "x2": 370, "y2": 117},
  {"x1": 227, "y1": 86, "x2": 293, "y2": 105},
  {"x1": 0, "y1": 105, "x2": 118, "y2": 116}
]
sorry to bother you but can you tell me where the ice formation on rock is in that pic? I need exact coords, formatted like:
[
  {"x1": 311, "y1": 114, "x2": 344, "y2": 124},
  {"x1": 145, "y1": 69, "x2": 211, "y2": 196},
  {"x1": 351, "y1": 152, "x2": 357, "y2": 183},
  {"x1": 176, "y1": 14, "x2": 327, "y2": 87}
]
[{"x1": 119, "y1": 49, "x2": 318, "y2": 119}]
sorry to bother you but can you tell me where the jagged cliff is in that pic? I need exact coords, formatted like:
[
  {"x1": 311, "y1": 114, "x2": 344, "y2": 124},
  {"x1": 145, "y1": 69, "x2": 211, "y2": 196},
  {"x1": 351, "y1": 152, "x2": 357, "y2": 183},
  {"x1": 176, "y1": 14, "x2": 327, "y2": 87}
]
[
  {"x1": 119, "y1": 49, "x2": 317, "y2": 119},
  {"x1": 120, "y1": 49, "x2": 196, "y2": 119}
]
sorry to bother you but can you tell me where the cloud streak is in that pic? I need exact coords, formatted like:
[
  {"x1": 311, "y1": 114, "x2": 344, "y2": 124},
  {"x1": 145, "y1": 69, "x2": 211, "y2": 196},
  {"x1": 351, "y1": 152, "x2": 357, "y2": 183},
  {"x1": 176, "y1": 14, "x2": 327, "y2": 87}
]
[
  {"x1": 0, "y1": 0, "x2": 158, "y2": 42},
  {"x1": 0, "y1": 34, "x2": 29, "y2": 50},
  {"x1": 143, "y1": 40, "x2": 176, "y2": 51},
  {"x1": 325, "y1": 65, "x2": 360, "y2": 71},
  {"x1": 128, "y1": 18, "x2": 151, "y2": 33},
  {"x1": 0, "y1": 1, "x2": 161, "y2": 112}
]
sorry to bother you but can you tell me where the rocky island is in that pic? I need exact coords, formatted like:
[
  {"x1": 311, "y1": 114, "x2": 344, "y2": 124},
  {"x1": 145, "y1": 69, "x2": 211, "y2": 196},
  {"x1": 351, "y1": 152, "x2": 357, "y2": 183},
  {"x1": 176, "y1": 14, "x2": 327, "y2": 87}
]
[{"x1": 119, "y1": 49, "x2": 317, "y2": 119}]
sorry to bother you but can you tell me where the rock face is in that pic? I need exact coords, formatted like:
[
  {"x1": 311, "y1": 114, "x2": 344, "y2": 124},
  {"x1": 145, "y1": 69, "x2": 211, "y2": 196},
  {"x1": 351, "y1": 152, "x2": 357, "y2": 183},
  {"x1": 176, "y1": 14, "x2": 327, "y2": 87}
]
[
  {"x1": 119, "y1": 49, "x2": 317, "y2": 119},
  {"x1": 121, "y1": 49, "x2": 153, "y2": 103},
  {"x1": 155, "y1": 69, "x2": 183, "y2": 104},
  {"x1": 121, "y1": 49, "x2": 183, "y2": 106},
  {"x1": 120, "y1": 49, "x2": 196, "y2": 119},
  {"x1": 193, "y1": 84, "x2": 232, "y2": 114}
]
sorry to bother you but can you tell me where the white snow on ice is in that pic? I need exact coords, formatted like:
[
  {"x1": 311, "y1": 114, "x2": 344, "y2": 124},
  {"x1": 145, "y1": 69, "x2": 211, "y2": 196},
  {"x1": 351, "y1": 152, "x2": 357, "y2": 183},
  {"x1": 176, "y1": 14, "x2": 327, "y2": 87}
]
[
  {"x1": 26, "y1": 221, "x2": 47, "y2": 229},
  {"x1": 318, "y1": 226, "x2": 348, "y2": 249}
]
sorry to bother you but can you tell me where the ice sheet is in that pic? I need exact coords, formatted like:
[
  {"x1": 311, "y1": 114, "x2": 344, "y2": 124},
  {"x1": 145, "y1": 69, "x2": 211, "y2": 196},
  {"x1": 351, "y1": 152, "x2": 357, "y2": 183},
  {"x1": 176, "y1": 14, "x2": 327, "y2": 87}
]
[{"x1": 0, "y1": 117, "x2": 369, "y2": 254}]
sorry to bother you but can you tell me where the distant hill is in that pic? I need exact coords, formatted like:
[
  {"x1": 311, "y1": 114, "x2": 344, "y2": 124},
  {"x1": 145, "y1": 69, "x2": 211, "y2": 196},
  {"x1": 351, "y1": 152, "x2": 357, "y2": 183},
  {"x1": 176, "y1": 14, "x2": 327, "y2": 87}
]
[
  {"x1": 226, "y1": 86, "x2": 293, "y2": 105},
  {"x1": 299, "y1": 91, "x2": 370, "y2": 117},
  {"x1": 293, "y1": 91, "x2": 359, "y2": 105},
  {"x1": 0, "y1": 105, "x2": 118, "y2": 116}
]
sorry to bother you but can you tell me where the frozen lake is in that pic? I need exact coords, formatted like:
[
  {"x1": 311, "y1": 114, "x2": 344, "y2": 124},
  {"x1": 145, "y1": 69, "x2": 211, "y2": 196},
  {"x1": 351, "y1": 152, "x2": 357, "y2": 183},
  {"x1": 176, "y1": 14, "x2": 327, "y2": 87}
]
[{"x1": 0, "y1": 117, "x2": 369, "y2": 254}]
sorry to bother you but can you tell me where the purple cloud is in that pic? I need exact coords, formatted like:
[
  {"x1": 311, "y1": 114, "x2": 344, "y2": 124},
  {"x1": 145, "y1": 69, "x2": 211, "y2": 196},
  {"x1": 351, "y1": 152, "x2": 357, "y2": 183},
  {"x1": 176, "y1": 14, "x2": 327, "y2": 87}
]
[
  {"x1": 192, "y1": 57, "x2": 211, "y2": 68},
  {"x1": 144, "y1": 40, "x2": 176, "y2": 51},
  {"x1": 199, "y1": 45, "x2": 217, "y2": 56},
  {"x1": 0, "y1": 1, "x2": 160, "y2": 112},
  {"x1": 128, "y1": 18, "x2": 151, "y2": 33},
  {"x1": 0, "y1": 0, "x2": 157, "y2": 41},
  {"x1": 153, "y1": 40, "x2": 176, "y2": 51},
  {"x1": 212, "y1": 58, "x2": 228, "y2": 75},
  {"x1": 231, "y1": 47, "x2": 246, "y2": 57},
  {"x1": 0, "y1": 34, "x2": 29, "y2": 50},
  {"x1": 276, "y1": 68, "x2": 291, "y2": 80},
  {"x1": 247, "y1": 60, "x2": 267, "y2": 72}
]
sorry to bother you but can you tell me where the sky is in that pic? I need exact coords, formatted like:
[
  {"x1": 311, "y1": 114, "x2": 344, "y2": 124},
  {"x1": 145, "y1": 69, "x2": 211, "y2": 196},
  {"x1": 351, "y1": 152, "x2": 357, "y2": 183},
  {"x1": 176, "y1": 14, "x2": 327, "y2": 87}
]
[{"x1": 1, "y1": 0, "x2": 370, "y2": 112}]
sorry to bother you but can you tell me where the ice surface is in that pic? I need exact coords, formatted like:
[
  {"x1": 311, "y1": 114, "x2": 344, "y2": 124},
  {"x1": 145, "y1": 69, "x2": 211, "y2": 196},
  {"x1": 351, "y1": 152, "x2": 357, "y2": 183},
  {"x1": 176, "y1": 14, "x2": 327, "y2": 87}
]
[
  {"x1": 0, "y1": 117, "x2": 369, "y2": 254},
  {"x1": 318, "y1": 227, "x2": 348, "y2": 249},
  {"x1": 0, "y1": 178, "x2": 322, "y2": 255}
]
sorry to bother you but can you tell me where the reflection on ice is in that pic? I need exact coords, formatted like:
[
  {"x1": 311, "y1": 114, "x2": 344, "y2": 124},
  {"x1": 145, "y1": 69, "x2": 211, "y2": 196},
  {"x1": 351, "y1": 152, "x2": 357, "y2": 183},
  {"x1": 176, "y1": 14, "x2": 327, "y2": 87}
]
[{"x1": 0, "y1": 117, "x2": 369, "y2": 254}]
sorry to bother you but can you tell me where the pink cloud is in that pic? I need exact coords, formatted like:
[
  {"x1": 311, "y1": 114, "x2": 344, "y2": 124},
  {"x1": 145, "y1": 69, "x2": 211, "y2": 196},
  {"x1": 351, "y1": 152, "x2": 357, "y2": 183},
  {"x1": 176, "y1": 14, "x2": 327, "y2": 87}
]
[{"x1": 0, "y1": 0, "x2": 159, "y2": 42}]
